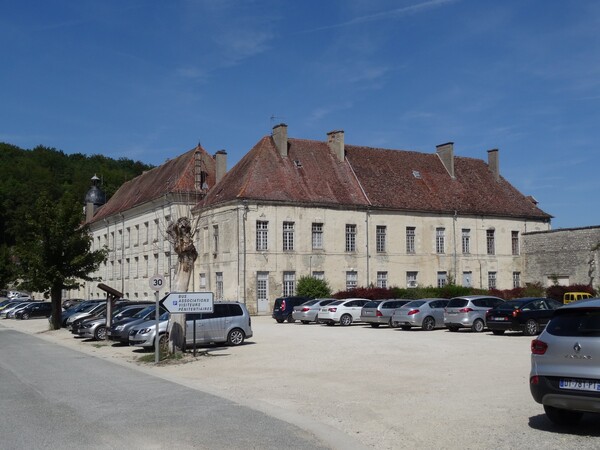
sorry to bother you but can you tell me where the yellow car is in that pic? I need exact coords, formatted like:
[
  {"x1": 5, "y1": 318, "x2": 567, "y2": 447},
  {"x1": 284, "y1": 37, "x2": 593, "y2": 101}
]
[{"x1": 563, "y1": 292, "x2": 593, "y2": 304}]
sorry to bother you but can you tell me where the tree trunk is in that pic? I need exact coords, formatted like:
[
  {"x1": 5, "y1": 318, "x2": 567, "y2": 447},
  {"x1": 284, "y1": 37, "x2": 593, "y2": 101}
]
[
  {"x1": 166, "y1": 218, "x2": 198, "y2": 354},
  {"x1": 49, "y1": 284, "x2": 63, "y2": 330}
]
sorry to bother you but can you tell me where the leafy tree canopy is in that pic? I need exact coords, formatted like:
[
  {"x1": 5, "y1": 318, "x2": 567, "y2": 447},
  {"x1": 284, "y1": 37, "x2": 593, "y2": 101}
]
[
  {"x1": 15, "y1": 192, "x2": 107, "y2": 328},
  {"x1": 0, "y1": 142, "x2": 152, "y2": 288}
]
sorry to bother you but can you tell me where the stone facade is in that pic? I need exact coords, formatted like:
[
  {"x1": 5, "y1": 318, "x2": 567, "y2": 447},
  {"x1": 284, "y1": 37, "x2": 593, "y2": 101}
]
[
  {"x1": 523, "y1": 226, "x2": 600, "y2": 289},
  {"x1": 192, "y1": 201, "x2": 550, "y2": 315}
]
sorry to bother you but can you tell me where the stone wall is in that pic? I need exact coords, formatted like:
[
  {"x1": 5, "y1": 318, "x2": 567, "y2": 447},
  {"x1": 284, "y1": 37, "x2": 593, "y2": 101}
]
[{"x1": 523, "y1": 226, "x2": 600, "y2": 289}]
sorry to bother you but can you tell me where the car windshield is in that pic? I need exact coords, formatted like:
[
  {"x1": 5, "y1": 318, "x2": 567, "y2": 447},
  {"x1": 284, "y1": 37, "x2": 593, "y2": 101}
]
[
  {"x1": 496, "y1": 300, "x2": 528, "y2": 310},
  {"x1": 364, "y1": 301, "x2": 381, "y2": 308},
  {"x1": 302, "y1": 300, "x2": 318, "y2": 306},
  {"x1": 447, "y1": 299, "x2": 469, "y2": 308},
  {"x1": 404, "y1": 300, "x2": 425, "y2": 308},
  {"x1": 329, "y1": 300, "x2": 343, "y2": 306},
  {"x1": 546, "y1": 309, "x2": 600, "y2": 337},
  {"x1": 134, "y1": 305, "x2": 155, "y2": 318}
]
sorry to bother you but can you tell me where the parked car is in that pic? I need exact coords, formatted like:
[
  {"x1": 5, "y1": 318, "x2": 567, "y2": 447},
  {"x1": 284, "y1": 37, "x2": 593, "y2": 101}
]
[
  {"x1": 107, "y1": 305, "x2": 167, "y2": 344},
  {"x1": 486, "y1": 297, "x2": 563, "y2": 336},
  {"x1": 59, "y1": 300, "x2": 104, "y2": 327},
  {"x1": 563, "y1": 292, "x2": 593, "y2": 305},
  {"x1": 0, "y1": 300, "x2": 25, "y2": 312},
  {"x1": 130, "y1": 302, "x2": 253, "y2": 349},
  {"x1": 128, "y1": 311, "x2": 171, "y2": 348},
  {"x1": 391, "y1": 299, "x2": 449, "y2": 330},
  {"x1": 292, "y1": 298, "x2": 336, "y2": 324},
  {"x1": 319, "y1": 298, "x2": 370, "y2": 326},
  {"x1": 443, "y1": 295, "x2": 505, "y2": 332},
  {"x1": 66, "y1": 302, "x2": 107, "y2": 330},
  {"x1": 360, "y1": 299, "x2": 412, "y2": 328},
  {"x1": 530, "y1": 297, "x2": 600, "y2": 425},
  {"x1": 8, "y1": 292, "x2": 31, "y2": 301},
  {"x1": 14, "y1": 302, "x2": 53, "y2": 320},
  {"x1": 62, "y1": 298, "x2": 84, "y2": 310},
  {"x1": 272, "y1": 296, "x2": 310, "y2": 323},
  {"x1": 75, "y1": 304, "x2": 150, "y2": 340},
  {"x1": 0, "y1": 301, "x2": 32, "y2": 319}
]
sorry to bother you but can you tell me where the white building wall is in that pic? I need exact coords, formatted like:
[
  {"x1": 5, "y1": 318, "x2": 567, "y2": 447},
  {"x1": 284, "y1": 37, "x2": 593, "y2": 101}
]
[
  {"x1": 73, "y1": 197, "x2": 197, "y2": 300},
  {"x1": 194, "y1": 201, "x2": 551, "y2": 314}
]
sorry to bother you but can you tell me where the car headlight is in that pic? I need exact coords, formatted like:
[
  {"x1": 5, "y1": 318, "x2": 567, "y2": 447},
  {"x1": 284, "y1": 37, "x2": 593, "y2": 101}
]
[
  {"x1": 115, "y1": 325, "x2": 123, "y2": 331},
  {"x1": 139, "y1": 327, "x2": 153, "y2": 334}
]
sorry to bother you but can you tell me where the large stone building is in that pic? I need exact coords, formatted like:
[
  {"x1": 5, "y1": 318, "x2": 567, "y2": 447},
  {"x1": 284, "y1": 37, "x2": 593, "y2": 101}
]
[
  {"x1": 193, "y1": 125, "x2": 551, "y2": 313},
  {"x1": 78, "y1": 125, "x2": 553, "y2": 311},
  {"x1": 74, "y1": 145, "x2": 226, "y2": 300},
  {"x1": 523, "y1": 226, "x2": 600, "y2": 288}
]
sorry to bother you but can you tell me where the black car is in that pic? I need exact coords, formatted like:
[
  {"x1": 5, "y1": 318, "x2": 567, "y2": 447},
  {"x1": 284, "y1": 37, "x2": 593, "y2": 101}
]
[
  {"x1": 272, "y1": 296, "x2": 310, "y2": 323},
  {"x1": 15, "y1": 302, "x2": 52, "y2": 320},
  {"x1": 58, "y1": 300, "x2": 104, "y2": 327},
  {"x1": 486, "y1": 297, "x2": 563, "y2": 336}
]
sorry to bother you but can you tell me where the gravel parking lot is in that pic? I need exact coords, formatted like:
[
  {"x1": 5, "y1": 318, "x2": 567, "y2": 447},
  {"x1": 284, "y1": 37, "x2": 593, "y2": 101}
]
[{"x1": 2, "y1": 316, "x2": 600, "y2": 449}]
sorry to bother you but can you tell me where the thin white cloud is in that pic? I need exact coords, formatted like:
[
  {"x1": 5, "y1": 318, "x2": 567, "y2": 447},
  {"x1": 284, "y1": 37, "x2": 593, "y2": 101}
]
[{"x1": 301, "y1": 0, "x2": 457, "y2": 33}]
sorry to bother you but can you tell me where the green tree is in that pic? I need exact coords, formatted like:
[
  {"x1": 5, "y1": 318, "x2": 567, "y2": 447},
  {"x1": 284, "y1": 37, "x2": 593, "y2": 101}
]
[
  {"x1": 14, "y1": 192, "x2": 106, "y2": 329},
  {"x1": 296, "y1": 275, "x2": 332, "y2": 298}
]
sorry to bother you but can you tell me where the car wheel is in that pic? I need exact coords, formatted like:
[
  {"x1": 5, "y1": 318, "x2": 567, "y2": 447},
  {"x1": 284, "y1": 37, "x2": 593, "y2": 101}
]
[
  {"x1": 422, "y1": 316, "x2": 435, "y2": 331},
  {"x1": 22, "y1": 312, "x2": 30, "y2": 320},
  {"x1": 543, "y1": 405, "x2": 583, "y2": 426},
  {"x1": 471, "y1": 319, "x2": 485, "y2": 333},
  {"x1": 492, "y1": 330, "x2": 505, "y2": 335},
  {"x1": 287, "y1": 314, "x2": 295, "y2": 323},
  {"x1": 158, "y1": 334, "x2": 169, "y2": 352},
  {"x1": 524, "y1": 319, "x2": 539, "y2": 336},
  {"x1": 94, "y1": 325, "x2": 107, "y2": 341},
  {"x1": 401, "y1": 325, "x2": 411, "y2": 331},
  {"x1": 370, "y1": 323, "x2": 380, "y2": 328},
  {"x1": 301, "y1": 320, "x2": 310, "y2": 324},
  {"x1": 340, "y1": 314, "x2": 353, "y2": 326},
  {"x1": 448, "y1": 326, "x2": 459, "y2": 332},
  {"x1": 227, "y1": 328, "x2": 245, "y2": 346},
  {"x1": 389, "y1": 318, "x2": 398, "y2": 328},
  {"x1": 275, "y1": 319, "x2": 284, "y2": 323}
]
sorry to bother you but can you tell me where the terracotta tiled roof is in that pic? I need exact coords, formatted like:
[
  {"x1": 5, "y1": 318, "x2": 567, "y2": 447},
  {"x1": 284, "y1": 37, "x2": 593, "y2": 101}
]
[
  {"x1": 89, "y1": 146, "x2": 215, "y2": 224},
  {"x1": 199, "y1": 135, "x2": 551, "y2": 220}
]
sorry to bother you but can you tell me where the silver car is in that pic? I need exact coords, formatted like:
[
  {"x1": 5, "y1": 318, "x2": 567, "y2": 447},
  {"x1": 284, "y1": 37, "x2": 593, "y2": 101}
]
[
  {"x1": 443, "y1": 295, "x2": 504, "y2": 332},
  {"x1": 360, "y1": 299, "x2": 412, "y2": 328},
  {"x1": 292, "y1": 298, "x2": 336, "y2": 324},
  {"x1": 391, "y1": 299, "x2": 449, "y2": 330},
  {"x1": 530, "y1": 298, "x2": 600, "y2": 425},
  {"x1": 130, "y1": 302, "x2": 253, "y2": 348}
]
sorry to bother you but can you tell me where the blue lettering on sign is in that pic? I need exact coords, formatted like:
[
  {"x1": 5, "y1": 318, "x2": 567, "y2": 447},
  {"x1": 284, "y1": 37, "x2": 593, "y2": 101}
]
[{"x1": 173, "y1": 300, "x2": 178, "y2": 305}]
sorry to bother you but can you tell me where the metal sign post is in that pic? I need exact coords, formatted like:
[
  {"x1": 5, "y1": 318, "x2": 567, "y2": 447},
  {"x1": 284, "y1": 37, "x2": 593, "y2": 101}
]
[{"x1": 149, "y1": 274, "x2": 165, "y2": 364}]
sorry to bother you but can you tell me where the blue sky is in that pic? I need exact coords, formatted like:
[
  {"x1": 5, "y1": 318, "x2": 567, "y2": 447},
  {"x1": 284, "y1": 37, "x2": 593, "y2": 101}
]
[{"x1": 2, "y1": 0, "x2": 599, "y2": 229}]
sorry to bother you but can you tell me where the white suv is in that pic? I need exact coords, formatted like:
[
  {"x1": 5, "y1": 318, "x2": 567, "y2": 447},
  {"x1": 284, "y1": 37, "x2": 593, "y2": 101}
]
[
  {"x1": 319, "y1": 298, "x2": 370, "y2": 326},
  {"x1": 530, "y1": 297, "x2": 600, "y2": 425}
]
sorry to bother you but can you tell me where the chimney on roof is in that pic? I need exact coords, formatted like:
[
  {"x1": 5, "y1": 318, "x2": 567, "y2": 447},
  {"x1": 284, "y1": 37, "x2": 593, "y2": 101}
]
[
  {"x1": 272, "y1": 123, "x2": 288, "y2": 157},
  {"x1": 327, "y1": 130, "x2": 345, "y2": 162},
  {"x1": 487, "y1": 149, "x2": 499, "y2": 182},
  {"x1": 436, "y1": 142, "x2": 455, "y2": 179},
  {"x1": 215, "y1": 150, "x2": 227, "y2": 184}
]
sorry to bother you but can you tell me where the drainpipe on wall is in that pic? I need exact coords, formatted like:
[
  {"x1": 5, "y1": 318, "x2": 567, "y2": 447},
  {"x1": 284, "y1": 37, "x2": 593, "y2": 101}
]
[
  {"x1": 453, "y1": 210, "x2": 458, "y2": 283},
  {"x1": 120, "y1": 213, "x2": 125, "y2": 295},
  {"x1": 365, "y1": 209, "x2": 370, "y2": 287},
  {"x1": 243, "y1": 200, "x2": 249, "y2": 306}
]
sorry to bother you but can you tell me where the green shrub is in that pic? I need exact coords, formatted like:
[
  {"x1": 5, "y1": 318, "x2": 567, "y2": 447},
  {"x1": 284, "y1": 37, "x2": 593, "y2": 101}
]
[{"x1": 296, "y1": 276, "x2": 332, "y2": 299}]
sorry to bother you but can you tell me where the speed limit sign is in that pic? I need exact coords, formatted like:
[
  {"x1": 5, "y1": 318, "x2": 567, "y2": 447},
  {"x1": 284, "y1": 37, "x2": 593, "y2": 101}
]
[{"x1": 149, "y1": 274, "x2": 165, "y2": 291}]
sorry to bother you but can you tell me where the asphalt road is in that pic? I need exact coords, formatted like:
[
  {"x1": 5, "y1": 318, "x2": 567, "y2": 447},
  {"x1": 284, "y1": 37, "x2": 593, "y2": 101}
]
[{"x1": 0, "y1": 327, "x2": 328, "y2": 450}]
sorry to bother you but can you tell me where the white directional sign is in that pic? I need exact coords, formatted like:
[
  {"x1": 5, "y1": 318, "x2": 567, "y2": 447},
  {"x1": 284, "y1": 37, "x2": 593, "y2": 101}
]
[{"x1": 161, "y1": 292, "x2": 214, "y2": 314}]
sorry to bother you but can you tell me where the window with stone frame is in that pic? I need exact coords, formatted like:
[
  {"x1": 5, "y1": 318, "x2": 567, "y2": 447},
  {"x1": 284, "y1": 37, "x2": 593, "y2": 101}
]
[
  {"x1": 345, "y1": 224, "x2": 356, "y2": 252},
  {"x1": 256, "y1": 221, "x2": 268, "y2": 251},
  {"x1": 376, "y1": 225, "x2": 387, "y2": 253}
]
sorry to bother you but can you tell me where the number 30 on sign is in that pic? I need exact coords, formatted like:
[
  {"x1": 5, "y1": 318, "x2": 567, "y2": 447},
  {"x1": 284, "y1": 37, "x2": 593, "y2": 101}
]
[{"x1": 149, "y1": 275, "x2": 165, "y2": 291}]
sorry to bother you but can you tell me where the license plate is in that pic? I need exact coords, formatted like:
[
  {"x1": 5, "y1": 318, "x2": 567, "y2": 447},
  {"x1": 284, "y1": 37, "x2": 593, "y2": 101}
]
[
  {"x1": 491, "y1": 316, "x2": 508, "y2": 321},
  {"x1": 559, "y1": 379, "x2": 600, "y2": 392}
]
